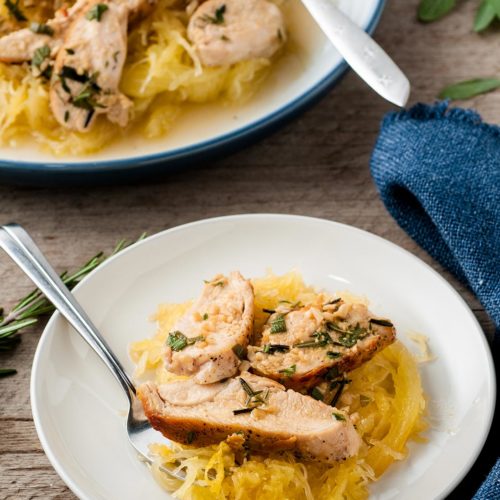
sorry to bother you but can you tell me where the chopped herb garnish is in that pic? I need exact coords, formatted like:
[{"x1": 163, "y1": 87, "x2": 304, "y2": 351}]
[
  {"x1": 262, "y1": 308, "x2": 276, "y2": 314},
  {"x1": 332, "y1": 412, "x2": 346, "y2": 422},
  {"x1": 186, "y1": 431, "x2": 196, "y2": 444},
  {"x1": 202, "y1": 313, "x2": 208, "y2": 320},
  {"x1": 239, "y1": 378, "x2": 269, "y2": 408},
  {"x1": 240, "y1": 378, "x2": 257, "y2": 397},
  {"x1": 4, "y1": 0, "x2": 26, "y2": 22},
  {"x1": 325, "y1": 366, "x2": 339, "y2": 380},
  {"x1": 326, "y1": 351, "x2": 341, "y2": 359},
  {"x1": 204, "y1": 279, "x2": 225, "y2": 287},
  {"x1": 360, "y1": 395, "x2": 371, "y2": 407},
  {"x1": 66, "y1": 48, "x2": 75, "y2": 55},
  {"x1": 295, "y1": 330, "x2": 333, "y2": 349},
  {"x1": 167, "y1": 331, "x2": 203, "y2": 351},
  {"x1": 369, "y1": 318, "x2": 393, "y2": 327},
  {"x1": 329, "y1": 322, "x2": 367, "y2": 348},
  {"x1": 279, "y1": 364, "x2": 296, "y2": 377},
  {"x1": 71, "y1": 73, "x2": 102, "y2": 110},
  {"x1": 86, "y1": 3, "x2": 109, "y2": 21},
  {"x1": 64, "y1": 110, "x2": 70, "y2": 123},
  {"x1": 31, "y1": 45, "x2": 52, "y2": 79},
  {"x1": 233, "y1": 407, "x2": 254, "y2": 415},
  {"x1": 112, "y1": 50, "x2": 120, "y2": 63},
  {"x1": 311, "y1": 387, "x2": 323, "y2": 401},
  {"x1": 203, "y1": 4, "x2": 226, "y2": 24},
  {"x1": 30, "y1": 22, "x2": 54, "y2": 36},
  {"x1": 270, "y1": 314, "x2": 286, "y2": 333},
  {"x1": 330, "y1": 378, "x2": 350, "y2": 407},
  {"x1": 232, "y1": 343, "x2": 245, "y2": 359},
  {"x1": 261, "y1": 344, "x2": 290, "y2": 354},
  {"x1": 32, "y1": 45, "x2": 51, "y2": 68}
]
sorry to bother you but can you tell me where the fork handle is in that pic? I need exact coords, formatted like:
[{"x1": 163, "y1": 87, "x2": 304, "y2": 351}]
[
  {"x1": 302, "y1": 0, "x2": 410, "y2": 107},
  {"x1": 0, "y1": 223, "x2": 135, "y2": 400}
]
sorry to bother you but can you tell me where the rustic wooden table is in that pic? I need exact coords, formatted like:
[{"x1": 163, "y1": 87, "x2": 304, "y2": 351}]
[{"x1": 0, "y1": 0, "x2": 497, "y2": 498}]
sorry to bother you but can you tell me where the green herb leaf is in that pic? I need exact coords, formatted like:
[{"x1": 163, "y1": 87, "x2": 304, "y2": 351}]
[
  {"x1": 439, "y1": 77, "x2": 500, "y2": 100},
  {"x1": 369, "y1": 318, "x2": 394, "y2": 327},
  {"x1": 262, "y1": 308, "x2": 276, "y2": 314},
  {"x1": 332, "y1": 411, "x2": 346, "y2": 421},
  {"x1": 232, "y1": 343, "x2": 245, "y2": 359},
  {"x1": 30, "y1": 22, "x2": 54, "y2": 36},
  {"x1": 202, "y1": 313, "x2": 208, "y2": 320},
  {"x1": 32, "y1": 45, "x2": 51, "y2": 69},
  {"x1": 4, "y1": 0, "x2": 27, "y2": 21},
  {"x1": 203, "y1": 4, "x2": 226, "y2": 24},
  {"x1": 261, "y1": 344, "x2": 290, "y2": 354},
  {"x1": 233, "y1": 407, "x2": 254, "y2": 415},
  {"x1": 311, "y1": 387, "x2": 324, "y2": 401},
  {"x1": 270, "y1": 314, "x2": 286, "y2": 334},
  {"x1": 239, "y1": 378, "x2": 257, "y2": 397},
  {"x1": 418, "y1": 0, "x2": 456, "y2": 22},
  {"x1": 186, "y1": 431, "x2": 196, "y2": 444},
  {"x1": 326, "y1": 351, "x2": 341, "y2": 359},
  {"x1": 474, "y1": 0, "x2": 496, "y2": 31},
  {"x1": 86, "y1": 4, "x2": 109, "y2": 21},
  {"x1": 166, "y1": 331, "x2": 203, "y2": 351},
  {"x1": 0, "y1": 368, "x2": 17, "y2": 378},
  {"x1": 279, "y1": 364, "x2": 296, "y2": 377}
]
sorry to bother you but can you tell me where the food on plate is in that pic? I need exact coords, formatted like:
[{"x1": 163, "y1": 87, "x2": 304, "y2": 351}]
[
  {"x1": 248, "y1": 298, "x2": 396, "y2": 391},
  {"x1": 138, "y1": 372, "x2": 360, "y2": 463},
  {"x1": 187, "y1": 0, "x2": 285, "y2": 66},
  {"x1": 164, "y1": 271, "x2": 254, "y2": 384},
  {"x1": 129, "y1": 271, "x2": 427, "y2": 499},
  {"x1": 0, "y1": 0, "x2": 286, "y2": 154}
]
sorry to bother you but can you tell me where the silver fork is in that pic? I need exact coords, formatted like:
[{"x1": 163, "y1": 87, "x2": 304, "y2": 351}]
[{"x1": 0, "y1": 223, "x2": 183, "y2": 481}]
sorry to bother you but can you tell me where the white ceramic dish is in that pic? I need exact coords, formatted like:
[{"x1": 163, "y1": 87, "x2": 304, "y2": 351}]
[
  {"x1": 0, "y1": 0, "x2": 385, "y2": 183},
  {"x1": 31, "y1": 214, "x2": 495, "y2": 500}
]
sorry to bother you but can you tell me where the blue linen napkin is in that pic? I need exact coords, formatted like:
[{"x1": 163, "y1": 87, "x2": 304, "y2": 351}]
[{"x1": 370, "y1": 102, "x2": 499, "y2": 499}]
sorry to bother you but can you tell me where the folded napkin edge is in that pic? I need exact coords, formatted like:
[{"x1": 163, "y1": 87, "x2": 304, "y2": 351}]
[{"x1": 383, "y1": 101, "x2": 500, "y2": 141}]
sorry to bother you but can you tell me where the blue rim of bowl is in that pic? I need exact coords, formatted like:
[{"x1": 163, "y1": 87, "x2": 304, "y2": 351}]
[{"x1": 0, "y1": 1, "x2": 386, "y2": 175}]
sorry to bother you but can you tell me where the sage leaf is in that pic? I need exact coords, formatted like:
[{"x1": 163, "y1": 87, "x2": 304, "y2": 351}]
[
  {"x1": 439, "y1": 78, "x2": 500, "y2": 100},
  {"x1": 474, "y1": 0, "x2": 496, "y2": 31},
  {"x1": 418, "y1": 0, "x2": 456, "y2": 22}
]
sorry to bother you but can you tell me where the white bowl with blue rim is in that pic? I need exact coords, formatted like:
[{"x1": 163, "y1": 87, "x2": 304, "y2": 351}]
[{"x1": 0, "y1": 0, "x2": 385, "y2": 185}]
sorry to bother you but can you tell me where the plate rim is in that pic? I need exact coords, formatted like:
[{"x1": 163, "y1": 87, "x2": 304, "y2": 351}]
[
  {"x1": 30, "y1": 213, "x2": 496, "y2": 500},
  {"x1": 0, "y1": 1, "x2": 386, "y2": 174}
]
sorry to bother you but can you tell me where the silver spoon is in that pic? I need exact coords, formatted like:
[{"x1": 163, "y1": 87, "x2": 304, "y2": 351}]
[
  {"x1": 0, "y1": 223, "x2": 183, "y2": 480},
  {"x1": 303, "y1": 0, "x2": 410, "y2": 107}
]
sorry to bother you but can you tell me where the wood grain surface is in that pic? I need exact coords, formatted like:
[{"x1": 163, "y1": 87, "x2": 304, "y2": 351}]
[{"x1": 0, "y1": 0, "x2": 497, "y2": 498}]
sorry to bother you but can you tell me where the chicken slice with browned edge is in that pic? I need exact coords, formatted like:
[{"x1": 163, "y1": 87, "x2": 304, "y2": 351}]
[
  {"x1": 164, "y1": 271, "x2": 254, "y2": 384},
  {"x1": 187, "y1": 0, "x2": 285, "y2": 66},
  {"x1": 247, "y1": 298, "x2": 396, "y2": 391},
  {"x1": 138, "y1": 372, "x2": 360, "y2": 463}
]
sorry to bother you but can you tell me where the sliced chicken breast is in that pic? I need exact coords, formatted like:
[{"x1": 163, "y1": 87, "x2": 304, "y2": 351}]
[
  {"x1": 0, "y1": 0, "x2": 87, "y2": 63},
  {"x1": 138, "y1": 373, "x2": 361, "y2": 463},
  {"x1": 248, "y1": 299, "x2": 396, "y2": 391},
  {"x1": 164, "y1": 271, "x2": 254, "y2": 384},
  {"x1": 50, "y1": 0, "x2": 133, "y2": 131},
  {"x1": 187, "y1": 0, "x2": 285, "y2": 66},
  {"x1": 0, "y1": 0, "x2": 155, "y2": 130}
]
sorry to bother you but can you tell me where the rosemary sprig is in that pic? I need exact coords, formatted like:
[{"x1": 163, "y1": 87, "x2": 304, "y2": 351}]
[{"x1": 0, "y1": 234, "x2": 146, "y2": 375}]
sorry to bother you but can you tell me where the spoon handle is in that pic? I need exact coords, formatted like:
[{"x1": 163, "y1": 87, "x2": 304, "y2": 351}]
[
  {"x1": 302, "y1": 0, "x2": 410, "y2": 107},
  {"x1": 0, "y1": 223, "x2": 135, "y2": 399}
]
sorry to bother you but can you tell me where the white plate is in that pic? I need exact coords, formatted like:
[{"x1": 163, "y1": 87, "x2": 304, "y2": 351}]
[
  {"x1": 31, "y1": 214, "x2": 495, "y2": 500},
  {"x1": 0, "y1": 0, "x2": 385, "y2": 182}
]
